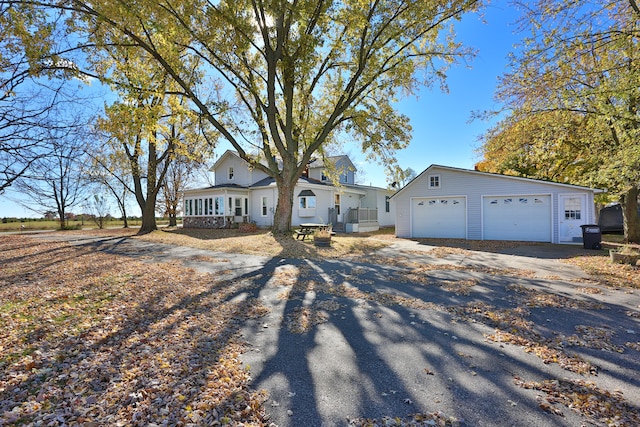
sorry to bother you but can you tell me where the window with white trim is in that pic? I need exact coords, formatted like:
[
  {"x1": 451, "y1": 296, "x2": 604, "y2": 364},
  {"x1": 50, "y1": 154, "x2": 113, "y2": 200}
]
[
  {"x1": 428, "y1": 174, "x2": 440, "y2": 189},
  {"x1": 261, "y1": 196, "x2": 268, "y2": 216},
  {"x1": 299, "y1": 196, "x2": 316, "y2": 209},
  {"x1": 214, "y1": 196, "x2": 224, "y2": 215},
  {"x1": 564, "y1": 197, "x2": 582, "y2": 220},
  {"x1": 228, "y1": 167, "x2": 234, "y2": 180},
  {"x1": 298, "y1": 189, "x2": 317, "y2": 217}
]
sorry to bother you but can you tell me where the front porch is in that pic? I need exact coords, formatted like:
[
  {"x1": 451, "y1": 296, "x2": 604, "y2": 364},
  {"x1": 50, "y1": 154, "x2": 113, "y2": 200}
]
[{"x1": 183, "y1": 189, "x2": 251, "y2": 229}]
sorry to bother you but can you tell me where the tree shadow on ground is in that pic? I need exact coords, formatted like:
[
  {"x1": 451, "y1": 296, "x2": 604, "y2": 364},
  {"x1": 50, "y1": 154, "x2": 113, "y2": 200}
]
[
  {"x1": 242, "y1": 254, "x2": 640, "y2": 426},
  {"x1": 3, "y1": 233, "x2": 639, "y2": 426},
  {"x1": 164, "y1": 227, "x2": 266, "y2": 240}
]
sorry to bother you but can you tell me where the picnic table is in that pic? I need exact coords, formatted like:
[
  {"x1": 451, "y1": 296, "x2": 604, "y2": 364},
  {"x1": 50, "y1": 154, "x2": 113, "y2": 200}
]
[{"x1": 294, "y1": 223, "x2": 327, "y2": 241}]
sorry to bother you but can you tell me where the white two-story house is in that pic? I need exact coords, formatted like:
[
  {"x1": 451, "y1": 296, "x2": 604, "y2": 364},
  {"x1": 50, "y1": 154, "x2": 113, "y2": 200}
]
[{"x1": 182, "y1": 150, "x2": 395, "y2": 232}]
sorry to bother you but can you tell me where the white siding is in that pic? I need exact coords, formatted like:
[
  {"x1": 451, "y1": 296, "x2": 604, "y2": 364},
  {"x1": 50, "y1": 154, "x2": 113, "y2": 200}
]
[
  {"x1": 393, "y1": 166, "x2": 597, "y2": 244},
  {"x1": 356, "y1": 187, "x2": 395, "y2": 227},
  {"x1": 307, "y1": 167, "x2": 325, "y2": 182},
  {"x1": 293, "y1": 186, "x2": 334, "y2": 226},
  {"x1": 340, "y1": 190, "x2": 362, "y2": 221},
  {"x1": 308, "y1": 157, "x2": 355, "y2": 184},
  {"x1": 251, "y1": 187, "x2": 277, "y2": 227},
  {"x1": 214, "y1": 154, "x2": 269, "y2": 186},
  {"x1": 215, "y1": 155, "x2": 248, "y2": 186},
  {"x1": 377, "y1": 191, "x2": 395, "y2": 227}
]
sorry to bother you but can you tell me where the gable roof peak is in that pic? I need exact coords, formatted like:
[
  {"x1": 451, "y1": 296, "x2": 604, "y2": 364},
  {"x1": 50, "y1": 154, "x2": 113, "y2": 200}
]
[
  {"x1": 308, "y1": 154, "x2": 357, "y2": 171},
  {"x1": 391, "y1": 163, "x2": 603, "y2": 198}
]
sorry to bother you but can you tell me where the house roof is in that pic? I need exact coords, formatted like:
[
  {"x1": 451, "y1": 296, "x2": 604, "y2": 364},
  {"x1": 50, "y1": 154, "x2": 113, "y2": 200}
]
[
  {"x1": 250, "y1": 175, "x2": 332, "y2": 188},
  {"x1": 250, "y1": 175, "x2": 374, "y2": 196},
  {"x1": 211, "y1": 150, "x2": 361, "y2": 176},
  {"x1": 390, "y1": 164, "x2": 605, "y2": 199},
  {"x1": 308, "y1": 155, "x2": 357, "y2": 172},
  {"x1": 211, "y1": 150, "x2": 243, "y2": 171},
  {"x1": 183, "y1": 183, "x2": 249, "y2": 194},
  {"x1": 210, "y1": 149, "x2": 278, "y2": 170}
]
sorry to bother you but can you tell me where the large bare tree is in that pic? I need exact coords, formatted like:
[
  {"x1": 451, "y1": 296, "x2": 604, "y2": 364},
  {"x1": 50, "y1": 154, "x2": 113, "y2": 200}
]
[{"x1": 13, "y1": 124, "x2": 89, "y2": 228}]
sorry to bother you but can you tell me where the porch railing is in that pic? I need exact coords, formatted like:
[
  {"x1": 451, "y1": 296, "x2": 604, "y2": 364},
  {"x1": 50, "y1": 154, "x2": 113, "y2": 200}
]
[{"x1": 346, "y1": 207, "x2": 378, "y2": 224}]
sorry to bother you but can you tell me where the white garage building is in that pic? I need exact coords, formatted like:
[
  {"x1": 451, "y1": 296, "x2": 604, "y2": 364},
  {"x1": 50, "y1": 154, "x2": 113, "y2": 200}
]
[{"x1": 392, "y1": 165, "x2": 603, "y2": 244}]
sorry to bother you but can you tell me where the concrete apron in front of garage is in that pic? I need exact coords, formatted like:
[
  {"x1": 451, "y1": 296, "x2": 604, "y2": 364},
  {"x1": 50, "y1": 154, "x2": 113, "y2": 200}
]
[{"x1": 378, "y1": 239, "x2": 592, "y2": 282}]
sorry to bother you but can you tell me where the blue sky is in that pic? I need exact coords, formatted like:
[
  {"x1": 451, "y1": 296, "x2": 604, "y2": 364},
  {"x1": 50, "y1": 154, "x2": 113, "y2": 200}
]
[
  {"x1": 1, "y1": 0, "x2": 521, "y2": 218},
  {"x1": 355, "y1": 0, "x2": 521, "y2": 187}
]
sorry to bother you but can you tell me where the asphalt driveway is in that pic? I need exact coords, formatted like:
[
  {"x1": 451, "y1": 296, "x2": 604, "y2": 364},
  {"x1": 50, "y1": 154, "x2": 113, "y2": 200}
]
[{"x1": 33, "y1": 233, "x2": 640, "y2": 426}]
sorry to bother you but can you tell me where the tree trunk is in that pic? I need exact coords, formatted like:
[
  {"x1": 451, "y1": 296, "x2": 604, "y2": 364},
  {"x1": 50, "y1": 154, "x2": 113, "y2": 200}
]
[
  {"x1": 273, "y1": 180, "x2": 295, "y2": 233},
  {"x1": 621, "y1": 186, "x2": 640, "y2": 243},
  {"x1": 122, "y1": 205, "x2": 129, "y2": 228},
  {"x1": 58, "y1": 207, "x2": 67, "y2": 230},
  {"x1": 139, "y1": 198, "x2": 158, "y2": 234},
  {"x1": 169, "y1": 213, "x2": 177, "y2": 227}
]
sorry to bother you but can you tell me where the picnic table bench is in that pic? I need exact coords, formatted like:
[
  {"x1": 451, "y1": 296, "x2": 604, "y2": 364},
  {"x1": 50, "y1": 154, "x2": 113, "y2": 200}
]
[{"x1": 294, "y1": 223, "x2": 331, "y2": 241}]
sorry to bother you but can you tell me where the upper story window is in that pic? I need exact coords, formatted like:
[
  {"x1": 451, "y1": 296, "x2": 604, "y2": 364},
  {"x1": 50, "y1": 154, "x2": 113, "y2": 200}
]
[
  {"x1": 321, "y1": 172, "x2": 328, "y2": 181},
  {"x1": 228, "y1": 167, "x2": 234, "y2": 180},
  {"x1": 429, "y1": 174, "x2": 440, "y2": 189}
]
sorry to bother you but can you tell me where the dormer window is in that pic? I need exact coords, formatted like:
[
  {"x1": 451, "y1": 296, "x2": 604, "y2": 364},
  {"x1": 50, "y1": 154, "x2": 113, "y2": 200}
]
[
  {"x1": 321, "y1": 172, "x2": 328, "y2": 181},
  {"x1": 429, "y1": 174, "x2": 440, "y2": 189},
  {"x1": 228, "y1": 167, "x2": 234, "y2": 180}
]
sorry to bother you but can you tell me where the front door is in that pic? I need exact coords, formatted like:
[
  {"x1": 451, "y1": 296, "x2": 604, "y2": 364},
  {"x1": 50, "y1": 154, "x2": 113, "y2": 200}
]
[{"x1": 559, "y1": 194, "x2": 587, "y2": 243}]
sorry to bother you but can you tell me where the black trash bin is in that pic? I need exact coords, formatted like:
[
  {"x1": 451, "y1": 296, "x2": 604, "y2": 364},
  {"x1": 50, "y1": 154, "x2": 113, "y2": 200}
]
[{"x1": 581, "y1": 224, "x2": 602, "y2": 250}]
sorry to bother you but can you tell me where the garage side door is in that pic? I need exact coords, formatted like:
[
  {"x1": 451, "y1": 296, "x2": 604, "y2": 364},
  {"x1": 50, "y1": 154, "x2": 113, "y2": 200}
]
[
  {"x1": 483, "y1": 195, "x2": 551, "y2": 242},
  {"x1": 412, "y1": 197, "x2": 466, "y2": 238}
]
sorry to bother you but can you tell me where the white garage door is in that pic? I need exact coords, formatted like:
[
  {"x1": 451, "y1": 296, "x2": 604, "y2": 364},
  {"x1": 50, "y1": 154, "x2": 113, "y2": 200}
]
[
  {"x1": 483, "y1": 195, "x2": 551, "y2": 242},
  {"x1": 412, "y1": 197, "x2": 466, "y2": 238}
]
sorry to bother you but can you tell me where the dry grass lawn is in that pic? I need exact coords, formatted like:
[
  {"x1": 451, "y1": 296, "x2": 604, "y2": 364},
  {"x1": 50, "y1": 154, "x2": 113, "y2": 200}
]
[
  {"x1": 135, "y1": 227, "x2": 394, "y2": 259},
  {"x1": 0, "y1": 235, "x2": 271, "y2": 426}
]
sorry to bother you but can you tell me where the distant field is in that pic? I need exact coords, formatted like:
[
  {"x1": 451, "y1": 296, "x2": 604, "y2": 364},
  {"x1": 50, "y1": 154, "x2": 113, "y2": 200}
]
[{"x1": 0, "y1": 219, "x2": 169, "y2": 232}]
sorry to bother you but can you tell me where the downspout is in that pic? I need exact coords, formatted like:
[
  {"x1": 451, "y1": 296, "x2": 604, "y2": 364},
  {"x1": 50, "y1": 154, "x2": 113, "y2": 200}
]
[{"x1": 272, "y1": 187, "x2": 276, "y2": 227}]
